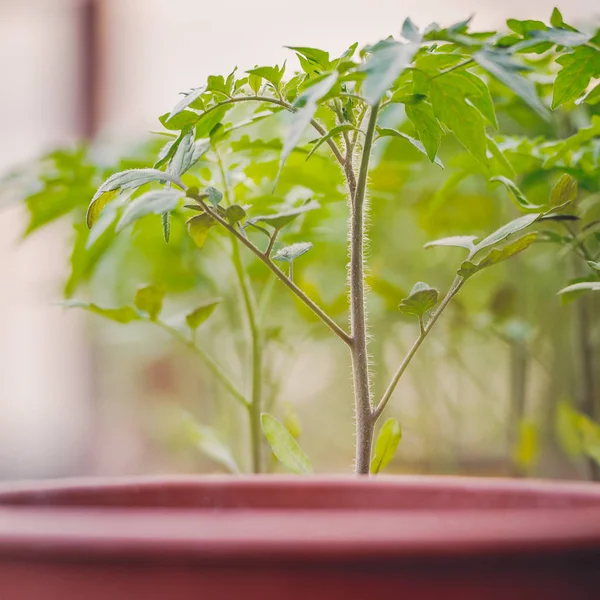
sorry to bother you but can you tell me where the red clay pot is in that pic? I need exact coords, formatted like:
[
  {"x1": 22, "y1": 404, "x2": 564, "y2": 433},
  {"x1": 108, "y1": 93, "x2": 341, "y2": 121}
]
[{"x1": 0, "y1": 475, "x2": 598, "y2": 599}]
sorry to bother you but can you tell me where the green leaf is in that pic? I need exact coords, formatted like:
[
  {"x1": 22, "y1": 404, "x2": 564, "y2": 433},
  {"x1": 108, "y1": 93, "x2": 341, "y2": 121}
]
[
  {"x1": 474, "y1": 49, "x2": 549, "y2": 120},
  {"x1": 543, "y1": 116, "x2": 600, "y2": 168},
  {"x1": 162, "y1": 211, "x2": 171, "y2": 243},
  {"x1": 168, "y1": 87, "x2": 204, "y2": 119},
  {"x1": 557, "y1": 281, "x2": 600, "y2": 299},
  {"x1": 286, "y1": 46, "x2": 331, "y2": 70},
  {"x1": 490, "y1": 176, "x2": 545, "y2": 212},
  {"x1": 550, "y1": 173, "x2": 577, "y2": 207},
  {"x1": 577, "y1": 83, "x2": 600, "y2": 105},
  {"x1": 186, "y1": 299, "x2": 221, "y2": 332},
  {"x1": 359, "y1": 40, "x2": 419, "y2": 105},
  {"x1": 552, "y1": 46, "x2": 600, "y2": 109},
  {"x1": 398, "y1": 282, "x2": 439, "y2": 316},
  {"x1": 87, "y1": 169, "x2": 184, "y2": 228},
  {"x1": 474, "y1": 213, "x2": 540, "y2": 254},
  {"x1": 529, "y1": 28, "x2": 590, "y2": 47},
  {"x1": 179, "y1": 412, "x2": 240, "y2": 473},
  {"x1": 405, "y1": 102, "x2": 443, "y2": 162},
  {"x1": 134, "y1": 285, "x2": 164, "y2": 320},
  {"x1": 425, "y1": 235, "x2": 477, "y2": 252},
  {"x1": 159, "y1": 110, "x2": 199, "y2": 131},
  {"x1": 401, "y1": 17, "x2": 421, "y2": 43},
  {"x1": 443, "y1": 71, "x2": 498, "y2": 128},
  {"x1": 272, "y1": 242, "x2": 313, "y2": 262},
  {"x1": 206, "y1": 186, "x2": 223, "y2": 207},
  {"x1": 459, "y1": 232, "x2": 537, "y2": 279},
  {"x1": 62, "y1": 300, "x2": 140, "y2": 324},
  {"x1": 370, "y1": 417, "x2": 402, "y2": 474},
  {"x1": 377, "y1": 127, "x2": 443, "y2": 168},
  {"x1": 248, "y1": 72, "x2": 262, "y2": 94},
  {"x1": 168, "y1": 131, "x2": 208, "y2": 178},
  {"x1": 187, "y1": 213, "x2": 216, "y2": 248},
  {"x1": 307, "y1": 124, "x2": 358, "y2": 161},
  {"x1": 246, "y1": 65, "x2": 285, "y2": 89},
  {"x1": 248, "y1": 202, "x2": 319, "y2": 230},
  {"x1": 261, "y1": 413, "x2": 313, "y2": 474},
  {"x1": 225, "y1": 204, "x2": 246, "y2": 224},
  {"x1": 117, "y1": 189, "x2": 183, "y2": 232},
  {"x1": 280, "y1": 72, "x2": 339, "y2": 174},
  {"x1": 587, "y1": 261, "x2": 600, "y2": 271},
  {"x1": 550, "y1": 8, "x2": 564, "y2": 28},
  {"x1": 85, "y1": 189, "x2": 120, "y2": 231},
  {"x1": 429, "y1": 75, "x2": 487, "y2": 164}
]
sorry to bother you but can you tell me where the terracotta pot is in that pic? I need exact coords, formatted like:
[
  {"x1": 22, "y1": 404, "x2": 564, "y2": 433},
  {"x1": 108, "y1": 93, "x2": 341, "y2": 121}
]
[{"x1": 0, "y1": 475, "x2": 599, "y2": 599}]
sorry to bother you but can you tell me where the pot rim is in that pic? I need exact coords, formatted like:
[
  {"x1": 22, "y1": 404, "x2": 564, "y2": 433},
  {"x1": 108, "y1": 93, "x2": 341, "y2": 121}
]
[{"x1": 0, "y1": 474, "x2": 598, "y2": 564}]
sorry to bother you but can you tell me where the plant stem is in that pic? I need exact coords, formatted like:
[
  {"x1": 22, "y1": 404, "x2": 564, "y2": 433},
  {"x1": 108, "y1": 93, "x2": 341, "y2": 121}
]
[
  {"x1": 155, "y1": 320, "x2": 249, "y2": 409},
  {"x1": 190, "y1": 193, "x2": 352, "y2": 346},
  {"x1": 350, "y1": 102, "x2": 379, "y2": 475},
  {"x1": 196, "y1": 96, "x2": 346, "y2": 166},
  {"x1": 217, "y1": 152, "x2": 263, "y2": 473},
  {"x1": 373, "y1": 278, "x2": 464, "y2": 421}
]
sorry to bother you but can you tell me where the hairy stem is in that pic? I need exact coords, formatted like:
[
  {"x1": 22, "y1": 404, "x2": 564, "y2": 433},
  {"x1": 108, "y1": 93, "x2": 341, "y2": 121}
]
[
  {"x1": 155, "y1": 320, "x2": 249, "y2": 408},
  {"x1": 350, "y1": 102, "x2": 379, "y2": 475},
  {"x1": 373, "y1": 278, "x2": 464, "y2": 421}
]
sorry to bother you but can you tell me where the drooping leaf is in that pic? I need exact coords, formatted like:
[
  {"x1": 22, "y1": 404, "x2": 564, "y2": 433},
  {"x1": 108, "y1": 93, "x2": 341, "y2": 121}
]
[
  {"x1": 377, "y1": 127, "x2": 443, "y2": 167},
  {"x1": 186, "y1": 299, "x2": 221, "y2": 332},
  {"x1": 62, "y1": 300, "x2": 140, "y2": 324},
  {"x1": 261, "y1": 412, "x2": 313, "y2": 474},
  {"x1": 474, "y1": 213, "x2": 540, "y2": 254},
  {"x1": 179, "y1": 412, "x2": 240, "y2": 473},
  {"x1": 359, "y1": 40, "x2": 419, "y2": 105},
  {"x1": 398, "y1": 282, "x2": 439, "y2": 316},
  {"x1": 459, "y1": 232, "x2": 537, "y2": 279},
  {"x1": 474, "y1": 49, "x2": 549, "y2": 120},
  {"x1": 490, "y1": 176, "x2": 545, "y2": 212},
  {"x1": 187, "y1": 213, "x2": 216, "y2": 248},
  {"x1": 425, "y1": 235, "x2": 478, "y2": 252},
  {"x1": 272, "y1": 242, "x2": 313, "y2": 262},
  {"x1": 116, "y1": 189, "x2": 183, "y2": 232},
  {"x1": 557, "y1": 281, "x2": 600, "y2": 299},
  {"x1": 440, "y1": 71, "x2": 498, "y2": 128},
  {"x1": 280, "y1": 72, "x2": 339, "y2": 174},
  {"x1": 134, "y1": 285, "x2": 164, "y2": 320},
  {"x1": 370, "y1": 417, "x2": 402, "y2": 474},
  {"x1": 405, "y1": 101, "x2": 443, "y2": 162},
  {"x1": 87, "y1": 169, "x2": 184, "y2": 228},
  {"x1": 552, "y1": 46, "x2": 600, "y2": 109},
  {"x1": 168, "y1": 131, "x2": 209, "y2": 178}
]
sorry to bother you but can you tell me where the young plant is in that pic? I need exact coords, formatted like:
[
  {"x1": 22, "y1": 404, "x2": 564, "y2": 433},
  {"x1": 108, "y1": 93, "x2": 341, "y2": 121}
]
[{"x1": 9, "y1": 9, "x2": 600, "y2": 475}]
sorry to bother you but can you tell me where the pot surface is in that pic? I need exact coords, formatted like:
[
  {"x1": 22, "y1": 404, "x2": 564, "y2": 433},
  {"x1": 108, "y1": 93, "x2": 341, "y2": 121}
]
[{"x1": 0, "y1": 475, "x2": 598, "y2": 599}]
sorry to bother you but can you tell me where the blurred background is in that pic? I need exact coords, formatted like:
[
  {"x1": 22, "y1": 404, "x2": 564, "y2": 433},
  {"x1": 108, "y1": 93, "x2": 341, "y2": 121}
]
[{"x1": 0, "y1": 0, "x2": 599, "y2": 480}]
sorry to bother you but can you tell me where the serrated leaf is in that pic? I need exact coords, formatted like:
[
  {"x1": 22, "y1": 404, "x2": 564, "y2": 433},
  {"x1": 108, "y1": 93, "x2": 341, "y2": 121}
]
[
  {"x1": 307, "y1": 124, "x2": 358, "y2": 161},
  {"x1": 474, "y1": 49, "x2": 549, "y2": 120},
  {"x1": 168, "y1": 87, "x2": 204, "y2": 119},
  {"x1": 398, "y1": 282, "x2": 439, "y2": 317},
  {"x1": 552, "y1": 46, "x2": 600, "y2": 109},
  {"x1": 186, "y1": 299, "x2": 220, "y2": 332},
  {"x1": 425, "y1": 235, "x2": 478, "y2": 252},
  {"x1": 490, "y1": 176, "x2": 545, "y2": 212},
  {"x1": 168, "y1": 131, "x2": 209, "y2": 178},
  {"x1": 134, "y1": 285, "x2": 164, "y2": 320},
  {"x1": 261, "y1": 412, "x2": 313, "y2": 474},
  {"x1": 225, "y1": 204, "x2": 246, "y2": 224},
  {"x1": 248, "y1": 202, "x2": 319, "y2": 230},
  {"x1": 370, "y1": 417, "x2": 402, "y2": 474},
  {"x1": 62, "y1": 300, "x2": 140, "y2": 324},
  {"x1": 206, "y1": 186, "x2": 223, "y2": 207},
  {"x1": 429, "y1": 75, "x2": 487, "y2": 164},
  {"x1": 474, "y1": 213, "x2": 540, "y2": 254},
  {"x1": 280, "y1": 72, "x2": 339, "y2": 174},
  {"x1": 87, "y1": 169, "x2": 184, "y2": 228},
  {"x1": 187, "y1": 213, "x2": 215, "y2": 248},
  {"x1": 405, "y1": 102, "x2": 443, "y2": 162},
  {"x1": 359, "y1": 40, "x2": 419, "y2": 106},
  {"x1": 272, "y1": 242, "x2": 313, "y2": 262},
  {"x1": 459, "y1": 232, "x2": 537, "y2": 278},
  {"x1": 377, "y1": 127, "x2": 443, "y2": 167},
  {"x1": 116, "y1": 189, "x2": 183, "y2": 232}
]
